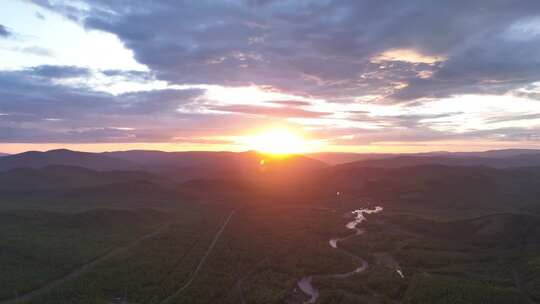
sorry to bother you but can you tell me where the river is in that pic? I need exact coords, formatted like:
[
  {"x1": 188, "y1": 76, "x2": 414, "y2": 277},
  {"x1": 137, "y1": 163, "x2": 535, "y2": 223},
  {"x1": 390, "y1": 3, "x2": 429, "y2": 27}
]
[{"x1": 297, "y1": 206, "x2": 383, "y2": 304}]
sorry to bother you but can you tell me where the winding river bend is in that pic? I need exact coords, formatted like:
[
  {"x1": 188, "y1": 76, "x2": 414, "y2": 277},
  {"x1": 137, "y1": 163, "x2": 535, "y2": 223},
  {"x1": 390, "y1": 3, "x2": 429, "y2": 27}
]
[{"x1": 297, "y1": 206, "x2": 383, "y2": 304}]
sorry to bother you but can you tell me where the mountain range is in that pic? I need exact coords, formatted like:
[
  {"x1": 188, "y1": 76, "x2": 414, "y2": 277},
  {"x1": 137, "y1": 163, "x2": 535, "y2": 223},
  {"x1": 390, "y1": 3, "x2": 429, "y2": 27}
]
[
  {"x1": 1, "y1": 148, "x2": 539, "y2": 213},
  {"x1": 2, "y1": 148, "x2": 540, "y2": 173},
  {"x1": 310, "y1": 149, "x2": 540, "y2": 165}
]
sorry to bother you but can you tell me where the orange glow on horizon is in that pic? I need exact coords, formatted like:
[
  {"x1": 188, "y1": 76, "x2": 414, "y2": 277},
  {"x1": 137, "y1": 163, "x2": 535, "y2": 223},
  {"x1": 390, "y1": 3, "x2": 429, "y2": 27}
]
[
  {"x1": 240, "y1": 128, "x2": 314, "y2": 155},
  {"x1": 0, "y1": 140, "x2": 539, "y2": 154}
]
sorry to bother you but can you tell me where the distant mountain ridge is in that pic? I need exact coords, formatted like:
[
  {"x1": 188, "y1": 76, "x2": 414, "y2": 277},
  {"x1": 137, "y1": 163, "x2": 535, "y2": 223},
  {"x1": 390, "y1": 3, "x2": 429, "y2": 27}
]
[
  {"x1": 309, "y1": 149, "x2": 540, "y2": 165},
  {"x1": 2, "y1": 148, "x2": 540, "y2": 176},
  {"x1": 340, "y1": 153, "x2": 540, "y2": 169},
  {"x1": 308, "y1": 152, "x2": 396, "y2": 164},
  {"x1": 2, "y1": 148, "x2": 540, "y2": 214},
  {"x1": 0, "y1": 149, "x2": 140, "y2": 171},
  {"x1": 0, "y1": 149, "x2": 327, "y2": 181},
  {"x1": 104, "y1": 150, "x2": 327, "y2": 181}
]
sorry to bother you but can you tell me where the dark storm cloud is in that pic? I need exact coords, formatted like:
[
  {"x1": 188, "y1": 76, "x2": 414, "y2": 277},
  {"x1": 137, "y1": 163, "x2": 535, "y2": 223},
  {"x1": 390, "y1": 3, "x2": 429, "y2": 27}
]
[{"x1": 31, "y1": 0, "x2": 540, "y2": 102}]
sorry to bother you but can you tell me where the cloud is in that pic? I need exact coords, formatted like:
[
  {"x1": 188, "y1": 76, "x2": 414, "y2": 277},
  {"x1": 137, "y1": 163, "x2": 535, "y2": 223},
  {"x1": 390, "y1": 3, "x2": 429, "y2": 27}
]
[
  {"x1": 0, "y1": 68, "x2": 209, "y2": 142},
  {"x1": 118, "y1": 88, "x2": 205, "y2": 114},
  {"x1": 35, "y1": 11, "x2": 45, "y2": 20},
  {"x1": 371, "y1": 49, "x2": 445, "y2": 64},
  {"x1": 1, "y1": 64, "x2": 540, "y2": 146},
  {"x1": 0, "y1": 24, "x2": 12, "y2": 38},
  {"x1": 14, "y1": 46, "x2": 55, "y2": 57},
  {"x1": 209, "y1": 104, "x2": 331, "y2": 118},
  {"x1": 265, "y1": 100, "x2": 313, "y2": 107},
  {"x1": 321, "y1": 125, "x2": 540, "y2": 146},
  {"x1": 3, "y1": 1, "x2": 540, "y2": 148},
  {"x1": 30, "y1": 0, "x2": 540, "y2": 103},
  {"x1": 101, "y1": 69, "x2": 153, "y2": 81},
  {"x1": 345, "y1": 111, "x2": 464, "y2": 129},
  {"x1": 170, "y1": 136, "x2": 233, "y2": 145},
  {"x1": 485, "y1": 113, "x2": 540, "y2": 124},
  {"x1": 0, "y1": 126, "x2": 139, "y2": 143},
  {"x1": 0, "y1": 67, "x2": 291, "y2": 143},
  {"x1": 29, "y1": 65, "x2": 89, "y2": 78}
]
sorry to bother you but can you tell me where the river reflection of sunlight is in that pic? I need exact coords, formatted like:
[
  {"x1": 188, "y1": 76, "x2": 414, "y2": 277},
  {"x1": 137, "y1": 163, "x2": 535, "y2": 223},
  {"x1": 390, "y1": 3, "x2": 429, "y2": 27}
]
[
  {"x1": 347, "y1": 206, "x2": 384, "y2": 229},
  {"x1": 298, "y1": 205, "x2": 386, "y2": 303}
]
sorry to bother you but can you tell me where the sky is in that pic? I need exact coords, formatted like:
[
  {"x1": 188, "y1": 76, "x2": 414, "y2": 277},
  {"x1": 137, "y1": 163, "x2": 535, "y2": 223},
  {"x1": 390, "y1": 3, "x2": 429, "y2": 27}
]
[{"x1": 1, "y1": 0, "x2": 540, "y2": 153}]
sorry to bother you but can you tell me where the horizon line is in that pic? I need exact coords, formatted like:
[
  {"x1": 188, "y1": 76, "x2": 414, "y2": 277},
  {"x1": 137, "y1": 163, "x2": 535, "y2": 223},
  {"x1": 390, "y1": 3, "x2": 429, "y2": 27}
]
[{"x1": 2, "y1": 147, "x2": 540, "y2": 156}]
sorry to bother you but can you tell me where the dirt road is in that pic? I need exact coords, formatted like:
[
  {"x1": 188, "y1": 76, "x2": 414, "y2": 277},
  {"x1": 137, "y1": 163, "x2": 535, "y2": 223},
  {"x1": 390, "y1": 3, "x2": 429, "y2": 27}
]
[{"x1": 160, "y1": 209, "x2": 236, "y2": 304}]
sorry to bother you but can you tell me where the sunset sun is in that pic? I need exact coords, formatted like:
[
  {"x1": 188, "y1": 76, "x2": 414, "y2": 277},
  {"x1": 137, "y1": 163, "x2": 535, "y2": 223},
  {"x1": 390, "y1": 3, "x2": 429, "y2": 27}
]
[{"x1": 244, "y1": 129, "x2": 309, "y2": 155}]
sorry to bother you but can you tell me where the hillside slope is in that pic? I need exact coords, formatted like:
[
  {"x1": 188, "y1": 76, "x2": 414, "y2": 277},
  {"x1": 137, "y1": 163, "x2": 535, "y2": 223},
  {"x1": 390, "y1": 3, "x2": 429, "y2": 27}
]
[{"x1": 0, "y1": 149, "x2": 140, "y2": 171}]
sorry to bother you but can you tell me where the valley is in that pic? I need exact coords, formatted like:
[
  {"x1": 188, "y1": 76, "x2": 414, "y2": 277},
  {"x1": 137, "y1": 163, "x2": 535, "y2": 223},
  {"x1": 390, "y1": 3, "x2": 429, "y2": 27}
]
[{"x1": 0, "y1": 149, "x2": 539, "y2": 303}]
